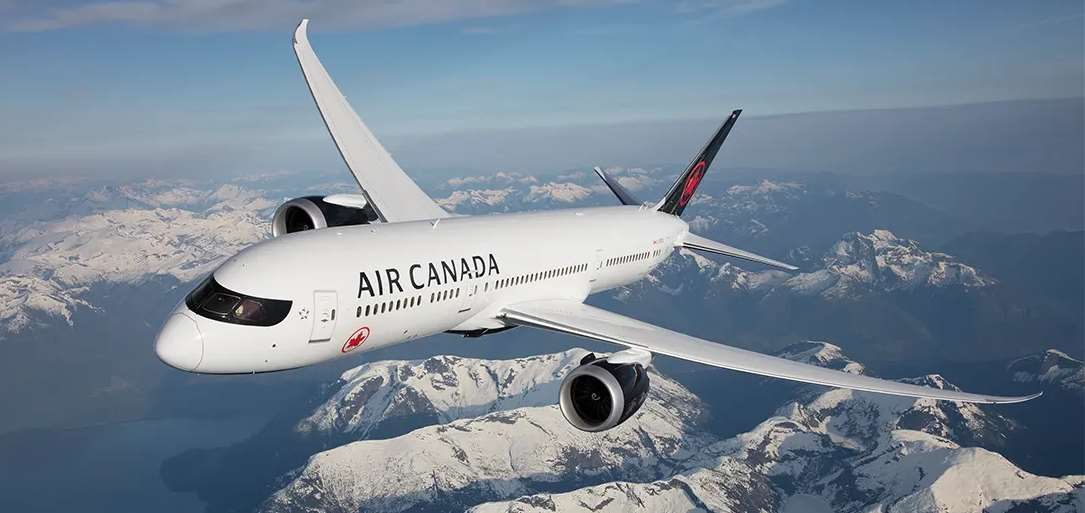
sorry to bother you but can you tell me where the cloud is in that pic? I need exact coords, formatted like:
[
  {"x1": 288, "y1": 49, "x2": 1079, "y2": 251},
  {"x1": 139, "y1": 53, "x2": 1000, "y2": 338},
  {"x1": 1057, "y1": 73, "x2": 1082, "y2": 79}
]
[
  {"x1": 676, "y1": 0, "x2": 785, "y2": 18},
  {"x1": 4, "y1": 0, "x2": 628, "y2": 32}
]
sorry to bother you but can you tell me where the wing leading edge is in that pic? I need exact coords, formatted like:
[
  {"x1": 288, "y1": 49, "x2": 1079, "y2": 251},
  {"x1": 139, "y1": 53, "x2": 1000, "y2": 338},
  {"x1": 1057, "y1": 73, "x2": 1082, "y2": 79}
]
[
  {"x1": 501, "y1": 300, "x2": 1040, "y2": 404},
  {"x1": 293, "y1": 19, "x2": 448, "y2": 223}
]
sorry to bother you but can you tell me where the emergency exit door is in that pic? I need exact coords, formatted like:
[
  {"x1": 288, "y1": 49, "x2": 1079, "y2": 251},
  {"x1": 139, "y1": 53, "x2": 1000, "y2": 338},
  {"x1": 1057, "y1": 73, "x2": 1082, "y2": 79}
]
[{"x1": 310, "y1": 291, "x2": 338, "y2": 342}]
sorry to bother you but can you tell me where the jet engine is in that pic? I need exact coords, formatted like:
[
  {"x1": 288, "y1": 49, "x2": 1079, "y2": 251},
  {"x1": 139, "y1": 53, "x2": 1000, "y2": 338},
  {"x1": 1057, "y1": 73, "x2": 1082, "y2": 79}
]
[
  {"x1": 271, "y1": 195, "x2": 375, "y2": 237},
  {"x1": 558, "y1": 351, "x2": 651, "y2": 432}
]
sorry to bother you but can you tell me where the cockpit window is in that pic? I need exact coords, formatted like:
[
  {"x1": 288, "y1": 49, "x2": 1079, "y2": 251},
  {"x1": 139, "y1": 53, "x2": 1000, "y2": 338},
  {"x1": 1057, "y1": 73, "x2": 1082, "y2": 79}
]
[{"x1": 185, "y1": 276, "x2": 292, "y2": 327}]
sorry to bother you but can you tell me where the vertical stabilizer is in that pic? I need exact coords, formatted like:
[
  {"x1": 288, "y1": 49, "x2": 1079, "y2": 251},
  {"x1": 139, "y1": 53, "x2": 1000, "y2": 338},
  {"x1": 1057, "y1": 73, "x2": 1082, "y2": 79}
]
[{"x1": 656, "y1": 109, "x2": 741, "y2": 216}]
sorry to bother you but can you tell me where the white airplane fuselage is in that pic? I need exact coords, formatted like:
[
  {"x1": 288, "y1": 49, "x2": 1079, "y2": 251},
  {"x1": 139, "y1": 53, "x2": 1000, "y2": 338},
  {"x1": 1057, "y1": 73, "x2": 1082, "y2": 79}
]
[{"x1": 156, "y1": 206, "x2": 687, "y2": 374}]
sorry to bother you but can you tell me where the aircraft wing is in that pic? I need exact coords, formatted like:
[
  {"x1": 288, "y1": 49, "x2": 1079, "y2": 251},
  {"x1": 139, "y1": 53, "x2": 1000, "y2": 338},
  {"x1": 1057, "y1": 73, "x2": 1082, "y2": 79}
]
[
  {"x1": 501, "y1": 299, "x2": 1040, "y2": 404},
  {"x1": 293, "y1": 19, "x2": 448, "y2": 223}
]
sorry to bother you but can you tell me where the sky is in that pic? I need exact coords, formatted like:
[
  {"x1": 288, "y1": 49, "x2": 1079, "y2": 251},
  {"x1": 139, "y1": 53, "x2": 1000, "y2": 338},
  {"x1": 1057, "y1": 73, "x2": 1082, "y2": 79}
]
[{"x1": 0, "y1": 0, "x2": 1082, "y2": 179}]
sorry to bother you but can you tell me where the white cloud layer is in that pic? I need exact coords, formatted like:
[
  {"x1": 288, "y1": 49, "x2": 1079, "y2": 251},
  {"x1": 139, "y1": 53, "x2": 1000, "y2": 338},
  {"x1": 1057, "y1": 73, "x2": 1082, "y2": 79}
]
[{"x1": 5, "y1": 0, "x2": 627, "y2": 32}]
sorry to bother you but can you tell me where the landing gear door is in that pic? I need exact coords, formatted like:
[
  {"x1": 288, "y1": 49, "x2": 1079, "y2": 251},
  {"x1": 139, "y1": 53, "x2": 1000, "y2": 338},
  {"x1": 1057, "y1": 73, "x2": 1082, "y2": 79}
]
[{"x1": 310, "y1": 291, "x2": 338, "y2": 342}]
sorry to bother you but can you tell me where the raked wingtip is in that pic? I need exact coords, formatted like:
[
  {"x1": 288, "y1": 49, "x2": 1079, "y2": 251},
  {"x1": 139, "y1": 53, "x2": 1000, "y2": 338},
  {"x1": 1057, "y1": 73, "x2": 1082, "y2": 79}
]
[{"x1": 293, "y1": 19, "x2": 309, "y2": 44}]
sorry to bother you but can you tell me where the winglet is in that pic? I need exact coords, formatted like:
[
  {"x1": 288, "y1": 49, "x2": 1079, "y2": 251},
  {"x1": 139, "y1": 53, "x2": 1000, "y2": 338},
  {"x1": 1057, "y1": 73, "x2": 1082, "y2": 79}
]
[
  {"x1": 294, "y1": 18, "x2": 308, "y2": 44},
  {"x1": 593, "y1": 166, "x2": 642, "y2": 206}
]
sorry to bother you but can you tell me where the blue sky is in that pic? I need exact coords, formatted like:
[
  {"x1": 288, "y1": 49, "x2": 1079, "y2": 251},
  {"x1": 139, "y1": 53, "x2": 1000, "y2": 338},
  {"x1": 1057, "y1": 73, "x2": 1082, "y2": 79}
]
[{"x1": 1, "y1": 0, "x2": 1081, "y2": 178}]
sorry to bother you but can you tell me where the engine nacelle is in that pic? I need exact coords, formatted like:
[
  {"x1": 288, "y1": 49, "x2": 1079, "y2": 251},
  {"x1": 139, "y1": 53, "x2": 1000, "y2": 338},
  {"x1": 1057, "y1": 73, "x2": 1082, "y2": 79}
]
[
  {"x1": 559, "y1": 352, "x2": 651, "y2": 432},
  {"x1": 271, "y1": 195, "x2": 374, "y2": 237}
]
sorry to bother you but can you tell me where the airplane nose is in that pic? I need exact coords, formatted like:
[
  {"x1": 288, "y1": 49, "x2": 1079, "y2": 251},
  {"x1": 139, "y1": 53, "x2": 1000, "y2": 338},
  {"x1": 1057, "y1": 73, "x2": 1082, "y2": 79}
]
[{"x1": 155, "y1": 313, "x2": 204, "y2": 372}]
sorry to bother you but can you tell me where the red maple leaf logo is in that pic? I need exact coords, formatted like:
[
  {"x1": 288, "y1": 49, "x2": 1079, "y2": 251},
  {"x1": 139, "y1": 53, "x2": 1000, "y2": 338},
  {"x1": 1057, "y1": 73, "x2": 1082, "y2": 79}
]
[
  {"x1": 341, "y1": 326, "x2": 370, "y2": 353},
  {"x1": 678, "y1": 160, "x2": 707, "y2": 207}
]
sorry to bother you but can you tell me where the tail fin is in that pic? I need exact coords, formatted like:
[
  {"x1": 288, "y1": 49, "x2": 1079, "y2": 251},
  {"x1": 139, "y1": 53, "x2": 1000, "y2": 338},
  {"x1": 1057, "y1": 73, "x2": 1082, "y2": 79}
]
[{"x1": 656, "y1": 109, "x2": 741, "y2": 216}]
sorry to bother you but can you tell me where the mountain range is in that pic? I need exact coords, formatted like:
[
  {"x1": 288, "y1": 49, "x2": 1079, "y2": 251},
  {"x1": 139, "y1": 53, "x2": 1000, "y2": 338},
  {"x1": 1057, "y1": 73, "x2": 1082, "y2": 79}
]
[
  {"x1": 249, "y1": 346, "x2": 1082, "y2": 513},
  {"x1": 0, "y1": 168, "x2": 1081, "y2": 512}
]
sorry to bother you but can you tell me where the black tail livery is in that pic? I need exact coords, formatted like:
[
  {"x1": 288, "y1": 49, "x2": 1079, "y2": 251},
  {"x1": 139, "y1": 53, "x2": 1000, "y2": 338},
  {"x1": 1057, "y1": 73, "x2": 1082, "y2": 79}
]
[{"x1": 656, "y1": 109, "x2": 741, "y2": 216}]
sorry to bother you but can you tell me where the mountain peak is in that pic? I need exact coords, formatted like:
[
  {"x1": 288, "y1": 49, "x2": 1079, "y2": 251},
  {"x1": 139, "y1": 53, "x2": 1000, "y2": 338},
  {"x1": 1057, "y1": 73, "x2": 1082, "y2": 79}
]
[
  {"x1": 264, "y1": 352, "x2": 712, "y2": 513},
  {"x1": 1008, "y1": 349, "x2": 1084, "y2": 393},
  {"x1": 773, "y1": 340, "x2": 865, "y2": 375},
  {"x1": 296, "y1": 349, "x2": 593, "y2": 440}
]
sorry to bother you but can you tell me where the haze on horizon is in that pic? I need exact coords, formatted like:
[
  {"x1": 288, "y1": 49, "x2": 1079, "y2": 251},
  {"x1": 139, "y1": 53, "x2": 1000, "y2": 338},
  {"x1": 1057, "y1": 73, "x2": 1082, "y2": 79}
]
[{"x1": 0, "y1": 0, "x2": 1081, "y2": 180}]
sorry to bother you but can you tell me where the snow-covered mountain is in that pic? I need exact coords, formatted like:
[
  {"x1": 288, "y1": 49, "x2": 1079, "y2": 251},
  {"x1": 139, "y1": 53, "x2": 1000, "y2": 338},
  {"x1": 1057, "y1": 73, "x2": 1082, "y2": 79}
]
[
  {"x1": 261, "y1": 352, "x2": 711, "y2": 513},
  {"x1": 626, "y1": 228, "x2": 994, "y2": 305},
  {"x1": 257, "y1": 345, "x2": 1082, "y2": 513},
  {"x1": 1008, "y1": 349, "x2": 1084, "y2": 394},
  {"x1": 466, "y1": 345, "x2": 1080, "y2": 513},
  {"x1": 473, "y1": 429, "x2": 1083, "y2": 513},
  {"x1": 0, "y1": 181, "x2": 273, "y2": 335},
  {"x1": 772, "y1": 340, "x2": 866, "y2": 375},
  {"x1": 295, "y1": 350, "x2": 589, "y2": 441}
]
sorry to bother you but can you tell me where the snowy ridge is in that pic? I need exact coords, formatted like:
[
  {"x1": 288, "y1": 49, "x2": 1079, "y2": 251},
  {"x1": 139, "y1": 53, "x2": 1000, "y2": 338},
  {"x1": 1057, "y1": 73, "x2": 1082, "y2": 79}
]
[
  {"x1": 1008, "y1": 349, "x2": 1084, "y2": 393},
  {"x1": 295, "y1": 350, "x2": 589, "y2": 438},
  {"x1": 262, "y1": 358, "x2": 711, "y2": 513},
  {"x1": 525, "y1": 182, "x2": 596, "y2": 203},
  {"x1": 437, "y1": 188, "x2": 515, "y2": 210},
  {"x1": 635, "y1": 229, "x2": 995, "y2": 302},
  {"x1": 0, "y1": 181, "x2": 271, "y2": 335},
  {"x1": 785, "y1": 229, "x2": 994, "y2": 299},
  {"x1": 772, "y1": 340, "x2": 866, "y2": 375},
  {"x1": 261, "y1": 347, "x2": 1081, "y2": 513},
  {"x1": 814, "y1": 229, "x2": 994, "y2": 297},
  {"x1": 470, "y1": 345, "x2": 1078, "y2": 513},
  {"x1": 683, "y1": 179, "x2": 805, "y2": 236}
]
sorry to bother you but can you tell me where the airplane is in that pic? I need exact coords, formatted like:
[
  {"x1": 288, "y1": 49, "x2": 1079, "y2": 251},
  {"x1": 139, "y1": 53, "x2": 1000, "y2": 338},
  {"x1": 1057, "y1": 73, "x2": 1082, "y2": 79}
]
[{"x1": 154, "y1": 19, "x2": 1039, "y2": 433}]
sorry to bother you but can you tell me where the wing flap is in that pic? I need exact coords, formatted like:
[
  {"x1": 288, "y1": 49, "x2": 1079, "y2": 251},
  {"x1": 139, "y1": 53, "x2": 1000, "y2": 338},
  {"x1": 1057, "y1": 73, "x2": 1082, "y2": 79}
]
[
  {"x1": 293, "y1": 19, "x2": 447, "y2": 222},
  {"x1": 501, "y1": 300, "x2": 1040, "y2": 404}
]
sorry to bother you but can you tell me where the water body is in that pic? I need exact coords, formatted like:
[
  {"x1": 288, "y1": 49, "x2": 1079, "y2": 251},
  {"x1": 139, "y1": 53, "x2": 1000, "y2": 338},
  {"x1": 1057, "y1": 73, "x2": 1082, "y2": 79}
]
[{"x1": 0, "y1": 415, "x2": 265, "y2": 513}]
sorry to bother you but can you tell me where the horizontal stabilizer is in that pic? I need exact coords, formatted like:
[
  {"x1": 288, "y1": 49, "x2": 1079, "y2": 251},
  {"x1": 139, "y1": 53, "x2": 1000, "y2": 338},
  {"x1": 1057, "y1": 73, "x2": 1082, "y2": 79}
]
[
  {"x1": 678, "y1": 232, "x2": 798, "y2": 271},
  {"x1": 593, "y1": 167, "x2": 642, "y2": 206},
  {"x1": 501, "y1": 300, "x2": 1041, "y2": 405}
]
